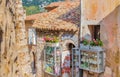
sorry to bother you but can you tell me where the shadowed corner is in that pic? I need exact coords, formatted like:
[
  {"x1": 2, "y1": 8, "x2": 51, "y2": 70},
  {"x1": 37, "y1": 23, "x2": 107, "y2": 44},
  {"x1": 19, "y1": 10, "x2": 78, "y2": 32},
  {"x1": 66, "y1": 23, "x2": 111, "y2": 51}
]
[
  {"x1": 0, "y1": 27, "x2": 3, "y2": 66},
  {"x1": 0, "y1": 27, "x2": 3, "y2": 52}
]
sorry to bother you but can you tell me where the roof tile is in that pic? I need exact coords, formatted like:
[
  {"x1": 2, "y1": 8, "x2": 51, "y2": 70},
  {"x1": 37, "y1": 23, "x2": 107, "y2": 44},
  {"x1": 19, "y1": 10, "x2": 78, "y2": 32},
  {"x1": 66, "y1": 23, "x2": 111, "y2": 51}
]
[{"x1": 26, "y1": 1, "x2": 80, "y2": 32}]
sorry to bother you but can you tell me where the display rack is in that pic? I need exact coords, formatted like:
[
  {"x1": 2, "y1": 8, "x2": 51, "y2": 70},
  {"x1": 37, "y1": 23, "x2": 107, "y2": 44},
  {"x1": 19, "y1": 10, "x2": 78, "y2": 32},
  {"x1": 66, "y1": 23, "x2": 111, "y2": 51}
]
[
  {"x1": 44, "y1": 43, "x2": 61, "y2": 76},
  {"x1": 79, "y1": 48, "x2": 104, "y2": 73},
  {"x1": 72, "y1": 48, "x2": 80, "y2": 77}
]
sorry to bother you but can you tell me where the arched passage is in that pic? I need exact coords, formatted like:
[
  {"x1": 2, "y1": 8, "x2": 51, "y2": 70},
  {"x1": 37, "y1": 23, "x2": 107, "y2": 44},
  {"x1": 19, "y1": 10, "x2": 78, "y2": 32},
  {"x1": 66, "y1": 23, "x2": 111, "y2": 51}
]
[
  {"x1": 62, "y1": 39, "x2": 77, "y2": 50},
  {"x1": 62, "y1": 39, "x2": 76, "y2": 76},
  {"x1": 67, "y1": 43, "x2": 75, "y2": 69},
  {"x1": 67, "y1": 43, "x2": 75, "y2": 51}
]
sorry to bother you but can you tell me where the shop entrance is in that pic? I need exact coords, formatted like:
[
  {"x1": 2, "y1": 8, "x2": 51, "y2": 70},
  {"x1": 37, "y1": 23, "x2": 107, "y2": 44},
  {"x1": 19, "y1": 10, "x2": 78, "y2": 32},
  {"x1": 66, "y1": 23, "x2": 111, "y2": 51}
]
[
  {"x1": 67, "y1": 43, "x2": 75, "y2": 51},
  {"x1": 67, "y1": 43, "x2": 75, "y2": 76},
  {"x1": 62, "y1": 41, "x2": 76, "y2": 77}
]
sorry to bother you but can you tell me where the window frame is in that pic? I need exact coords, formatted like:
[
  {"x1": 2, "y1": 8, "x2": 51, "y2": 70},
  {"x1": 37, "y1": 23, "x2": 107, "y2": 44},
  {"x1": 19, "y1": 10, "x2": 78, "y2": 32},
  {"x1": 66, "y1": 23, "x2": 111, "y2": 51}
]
[
  {"x1": 88, "y1": 25, "x2": 100, "y2": 40},
  {"x1": 28, "y1": 27, "x2": 37, "y2": 45}
]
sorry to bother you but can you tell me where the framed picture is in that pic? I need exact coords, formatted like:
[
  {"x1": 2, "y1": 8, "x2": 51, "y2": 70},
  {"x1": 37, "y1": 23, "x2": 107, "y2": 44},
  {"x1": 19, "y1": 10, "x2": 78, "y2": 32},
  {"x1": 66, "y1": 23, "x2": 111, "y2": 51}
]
[{"x1": 28, "y1": 28, "x2": 36, "y2": 45}]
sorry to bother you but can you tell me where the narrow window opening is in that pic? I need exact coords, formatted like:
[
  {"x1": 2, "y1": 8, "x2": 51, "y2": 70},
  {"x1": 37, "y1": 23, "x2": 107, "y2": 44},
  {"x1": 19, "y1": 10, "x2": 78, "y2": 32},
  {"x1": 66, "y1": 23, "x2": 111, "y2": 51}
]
[
  {"x1": 88, "y1": 25, "x2": 100, "y2": 40},
  {"x1": 28, "y1": 28, "x2": 36, "y2": 45}
]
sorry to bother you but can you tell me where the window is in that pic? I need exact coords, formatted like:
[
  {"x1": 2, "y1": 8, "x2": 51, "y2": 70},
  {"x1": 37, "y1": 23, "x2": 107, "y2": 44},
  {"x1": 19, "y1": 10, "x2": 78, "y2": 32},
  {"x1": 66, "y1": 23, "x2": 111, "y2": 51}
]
[
  {"x1": 88, "y1": 25, "x2": 100, "y2": 40},
  {"x1": 28, "y1": 28, "x2": 36, "y2": 45}
]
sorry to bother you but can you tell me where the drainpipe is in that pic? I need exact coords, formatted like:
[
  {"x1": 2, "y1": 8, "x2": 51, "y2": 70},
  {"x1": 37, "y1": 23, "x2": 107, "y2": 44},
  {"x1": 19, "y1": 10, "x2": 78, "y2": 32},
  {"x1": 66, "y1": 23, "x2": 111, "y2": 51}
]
[{"x1": 79, "y1": 0, "x2": 83, "y2": 77}]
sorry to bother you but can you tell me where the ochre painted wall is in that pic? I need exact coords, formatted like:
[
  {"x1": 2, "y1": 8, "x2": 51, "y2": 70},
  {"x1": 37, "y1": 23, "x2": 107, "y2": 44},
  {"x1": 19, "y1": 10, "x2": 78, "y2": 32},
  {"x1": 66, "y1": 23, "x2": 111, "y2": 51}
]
[
  {"x1": 84, "y1": 0, "x2": 120, "y2": 21},
  {"x1": 81, "y1": 0, "x2": 120, "y2": 77}
]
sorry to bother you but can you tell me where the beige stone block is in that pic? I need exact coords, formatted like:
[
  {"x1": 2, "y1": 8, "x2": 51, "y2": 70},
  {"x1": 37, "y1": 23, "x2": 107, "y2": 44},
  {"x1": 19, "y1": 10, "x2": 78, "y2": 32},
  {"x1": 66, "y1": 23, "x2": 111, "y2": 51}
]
[
  {"x1": 83, "y1": 71, "x2": 88, "y2": 77},
  {"x1": 103, "y1": 67, "x2": 112, "y2": 77}
]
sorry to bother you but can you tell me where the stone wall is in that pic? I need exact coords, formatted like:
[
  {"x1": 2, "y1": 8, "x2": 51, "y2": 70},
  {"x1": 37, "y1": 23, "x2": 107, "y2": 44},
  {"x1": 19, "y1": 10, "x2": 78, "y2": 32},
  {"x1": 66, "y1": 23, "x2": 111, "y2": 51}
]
[
  {"x1": 36, "y1": 32, "x2": 52, "y2": 77},
  {"x1": 81, "y1": 0, "x2": 120, "y2": 77},
  {"x1": 34, "y1": 30, "x2": 78, "y2": 77},
  {"x1": 0, "y1": 0, "x2": 34, "y2": 77}
]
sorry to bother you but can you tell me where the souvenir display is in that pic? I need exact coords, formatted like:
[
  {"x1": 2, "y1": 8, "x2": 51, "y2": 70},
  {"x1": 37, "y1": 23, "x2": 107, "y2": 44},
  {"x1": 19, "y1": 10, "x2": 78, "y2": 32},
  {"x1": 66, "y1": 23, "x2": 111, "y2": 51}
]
[
  {"x1": 72, "y1": 48, "x2": 80, "y2": 77},
  {"x1": 44, "y1": 43, "x2": 61, "y2": 76},
  {"x1": 62, "y1": 50, "x2": 71, "y2": 77},
  {"x1": 80, "y1": 49, "x2": 104, "y2": 73}
]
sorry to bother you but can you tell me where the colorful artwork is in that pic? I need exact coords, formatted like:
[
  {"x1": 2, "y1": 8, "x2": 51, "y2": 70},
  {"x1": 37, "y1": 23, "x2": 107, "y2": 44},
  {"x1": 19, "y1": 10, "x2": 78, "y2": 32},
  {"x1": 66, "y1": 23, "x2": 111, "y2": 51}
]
[
  {"x1": 72, "y1": 49, "x2": 80, "y2": 77},
  {"x1": 62, "y1": 51, "x2": 71, "y2": 74},
  {"x1": 44, "y1": 45, "x2": 61, "y2": 76}
]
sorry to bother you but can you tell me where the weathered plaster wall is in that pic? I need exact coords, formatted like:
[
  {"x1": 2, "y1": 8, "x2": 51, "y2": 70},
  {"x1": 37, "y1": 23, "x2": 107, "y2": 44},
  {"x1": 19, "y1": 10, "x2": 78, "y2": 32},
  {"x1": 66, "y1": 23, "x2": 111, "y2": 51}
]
[
  {"x1": 101, "y1": 6, "x2": 120, "y2": 77},
  {"x1": 116, "y1": 5, "x2": 120, "y2": 77},
  {"x1": 35, "y1": 30, "x2": 78, "y2": 77},
  {"x1": 81, "y1": 0, "x2": 120, "y2": 38},
  {"x1": 81, "y1": 0, "x2": 120, "y2": 77},
  {"x1": 84, "y1": 0, "x2": 119, "y2": 21},
  {"x1": 0, "y1": 0, "x2": 34, "y2": 77}
]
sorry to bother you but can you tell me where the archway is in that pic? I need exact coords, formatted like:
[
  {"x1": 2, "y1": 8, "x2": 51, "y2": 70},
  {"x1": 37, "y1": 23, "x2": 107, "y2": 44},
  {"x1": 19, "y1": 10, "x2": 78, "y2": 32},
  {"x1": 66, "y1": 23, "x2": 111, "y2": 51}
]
[
  {"x1": 61, "y1": 39, "x2": 76, "y2": 77},
  {"x1": 64, "y1": 41, "x2": 75, "y2": 76},
  {"x1": 62, "y1": 39, "x2": 76, "y2": 50},
  {"x1": 67, "y1": 43, "x2": 75, "y2": 70},
  {"x1": 67, "y1": 43, "x2": 75, "y2": 51}
]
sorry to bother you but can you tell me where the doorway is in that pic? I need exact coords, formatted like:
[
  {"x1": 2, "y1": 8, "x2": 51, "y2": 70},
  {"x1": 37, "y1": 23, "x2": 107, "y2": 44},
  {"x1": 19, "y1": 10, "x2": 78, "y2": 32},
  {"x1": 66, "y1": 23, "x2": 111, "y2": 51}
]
[
  {"x1": 68, "y1": 43, "x2": 75, "y2": 51},
  {"x1": 61, "y1": 40, "x2": 76, "y2": 77},
  {"x1": 67, "y1": 43, "x2": 75, "y2": 76}
]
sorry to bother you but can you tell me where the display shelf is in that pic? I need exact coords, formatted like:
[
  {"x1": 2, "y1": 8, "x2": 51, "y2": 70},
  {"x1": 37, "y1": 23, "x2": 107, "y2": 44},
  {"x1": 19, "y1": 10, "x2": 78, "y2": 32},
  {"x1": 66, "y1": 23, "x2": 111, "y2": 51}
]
[
  {"x1": 44, "y1": 71, "x2": 56, "y2": 76},
  {"x1": 44, "y1": 43, "x2": 61, "y2": 76},
  {"x1": 79, "y1": 48, "x2": 104, "y2": 73},
  {"x1": 72, "y1": 48, "x2": 80, "y2": 77}
]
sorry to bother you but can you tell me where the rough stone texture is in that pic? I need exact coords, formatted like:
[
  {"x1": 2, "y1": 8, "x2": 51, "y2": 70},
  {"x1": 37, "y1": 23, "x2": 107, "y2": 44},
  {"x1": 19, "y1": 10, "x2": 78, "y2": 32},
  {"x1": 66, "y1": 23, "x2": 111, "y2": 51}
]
[
  {"x1": 34, "y1": 30, "x2": 78, "y2": 77},
  {"x1": 81, "y1": 0, "x2": 120, "y2": 77},
  {"x1": 25, "y1": 1, "x2": 80, "y2": 76},
  {"x1": 32, "y1": 1, "x2": 80, "y2": 32},
  {"x1": 83, "y1": 71, "x2": 88, "y2": 77},
  {"x1": 36, "y1": 36, "x2": 45, "y2": 77},
  {"x1": 0, "y1": 0, "x2": 34, "y2": 77},
  {"x1": 103, "y1": 67, "x2": 113, "y2": 77}
]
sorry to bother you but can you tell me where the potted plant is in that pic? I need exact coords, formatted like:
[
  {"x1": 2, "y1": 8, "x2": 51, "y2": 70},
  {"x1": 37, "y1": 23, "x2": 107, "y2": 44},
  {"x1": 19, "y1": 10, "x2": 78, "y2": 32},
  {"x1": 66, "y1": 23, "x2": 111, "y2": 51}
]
[
  {"x1": 80, "y1": 38, "x2": 103, "y2": 50},
  {"x1": 90, "y1": 39, "x2": 103, "y2": 50},
  {"x1": 80, "y1": 39, "x2": 90, "y2": 49},
  {"x1": 44, "y1": 36, "x2": 59, "y2": 46}
]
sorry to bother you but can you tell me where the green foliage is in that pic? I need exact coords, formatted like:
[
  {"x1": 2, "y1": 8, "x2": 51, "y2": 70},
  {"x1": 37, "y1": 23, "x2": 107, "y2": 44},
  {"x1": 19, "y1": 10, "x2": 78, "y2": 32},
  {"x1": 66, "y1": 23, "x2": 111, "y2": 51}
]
[
  {"x1": 52, "y1": 36, "x2": 59, "y2": 43},
  {"x1": 83, "y1": 39, "x2": 89, "y2": 45},
  {"x1": 22, "y1": 0, "x2": 64, "y2": 6},
  {"x1": 24, "y1": 6, "x2": 41, "y2": 15},
  {"x1": 82, "y1": 39, "x2": 103, "y2": 46},
  {"x1": 97, "y1": 39, "x2": 103, "y2": 46},
  {"x1": 90, "y1": 39, "x2": 103, "y2": 46},
  {"x1": 22, "y1": 0, "x2": 64, "y2": 15},
  {"x1": 90, "y1": 41, "x2": 95, "y2": 46}
]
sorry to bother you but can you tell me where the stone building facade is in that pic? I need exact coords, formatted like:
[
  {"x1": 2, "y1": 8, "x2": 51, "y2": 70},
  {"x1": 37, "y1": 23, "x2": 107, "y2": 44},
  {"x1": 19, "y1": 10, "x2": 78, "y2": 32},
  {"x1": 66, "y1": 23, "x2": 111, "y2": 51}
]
[
  {"x1": 81, "y1": 0, "x2": 120, "y2": 77},
  {"x1": 0, "y1": 0, "x2": 34, "y2": 77},
  {"x1": 25, "y1": 1, "x2": 80, "y2": 77},
  {"x1": 1, "y1": 0, "x2": 120, "y2": 77}
]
